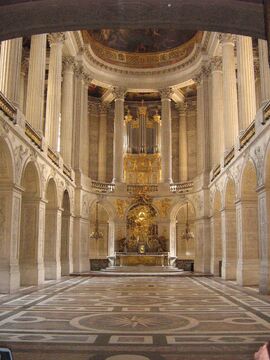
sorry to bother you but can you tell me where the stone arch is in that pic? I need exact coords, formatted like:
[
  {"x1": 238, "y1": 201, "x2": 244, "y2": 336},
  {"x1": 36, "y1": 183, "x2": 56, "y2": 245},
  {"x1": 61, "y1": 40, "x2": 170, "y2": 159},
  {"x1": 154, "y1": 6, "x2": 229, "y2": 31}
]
[
  {"x1": 61, "y1": 189, "x2": 73, "y2": 276},
  {"x1": 222, "y1": 177, "x2": 237, "y2": 280},
  {"x1": 237, "y1": 160, "x2": 259, "y2": 286},
  {"x1": 175, "y1": 201, "x2": 196, "y2": 260},
  {"x1": 0, "y1": 137, "x2": 14, "y2": 183},
  {"x1": 210, "y1": 190, "x2": 222, "y2": 276},
  {"x1": 44, "y1": 177, "x2": 61, "y2": 280},
  {"x1": 0, "y1": 137, "x2": 19, "y2": 292},
  {"x1": 89, "y1": 201, "x2": 110, "y2": 258},
  {"x1": 20, "y1": 160, "x2": 43, "y2": 286}
]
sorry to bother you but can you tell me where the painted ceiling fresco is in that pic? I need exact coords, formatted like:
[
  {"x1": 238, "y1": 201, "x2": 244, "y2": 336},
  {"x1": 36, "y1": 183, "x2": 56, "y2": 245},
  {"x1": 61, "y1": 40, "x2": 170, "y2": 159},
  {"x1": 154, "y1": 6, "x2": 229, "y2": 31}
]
[{"x1": 88, "y1": 29, "x2": 197, "y2": 53}]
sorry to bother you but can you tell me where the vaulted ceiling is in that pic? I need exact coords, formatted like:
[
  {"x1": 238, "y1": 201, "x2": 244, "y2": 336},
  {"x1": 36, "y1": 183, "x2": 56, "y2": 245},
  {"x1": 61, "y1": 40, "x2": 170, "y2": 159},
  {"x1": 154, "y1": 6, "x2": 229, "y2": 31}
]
[{"x1": 0, "y1": 0, "x2": 266, "y2": 41}]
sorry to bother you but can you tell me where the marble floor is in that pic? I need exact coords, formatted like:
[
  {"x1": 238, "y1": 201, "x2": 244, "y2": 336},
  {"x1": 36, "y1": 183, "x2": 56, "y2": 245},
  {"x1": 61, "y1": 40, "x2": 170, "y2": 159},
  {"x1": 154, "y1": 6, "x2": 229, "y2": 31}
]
[{"x1": 0, "y1": 276, "x2": 270, "y2": 360}]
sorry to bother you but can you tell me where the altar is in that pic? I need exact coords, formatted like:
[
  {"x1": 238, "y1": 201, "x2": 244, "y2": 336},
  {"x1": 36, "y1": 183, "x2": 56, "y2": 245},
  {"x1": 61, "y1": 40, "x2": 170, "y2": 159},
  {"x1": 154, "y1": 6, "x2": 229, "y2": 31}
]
[{"x1": 115, "y1": 253, "x2": 168, "y2": 267}]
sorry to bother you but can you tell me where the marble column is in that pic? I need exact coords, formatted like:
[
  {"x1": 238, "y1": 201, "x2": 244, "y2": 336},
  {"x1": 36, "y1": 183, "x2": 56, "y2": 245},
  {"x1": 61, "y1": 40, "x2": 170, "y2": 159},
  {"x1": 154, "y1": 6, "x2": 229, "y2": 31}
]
[
  {"x1": 0, "y1": 38, "x2": 23, "y2": 106},
  {"x1": 160, "y1": 88, "x2": 173, "y2": 183},
  {"x1": 61, "y1": 56, "x2": 75, "y2": 166},
  {"x1": 45, "y1": 33, "x2": 65, "y2": 150},
  {"x1": 194, "y1": 68, "x2": 210, "y2": 176},
  {"x1": 19, "y1": 59, "x2": 28, "y2": 114},
  {"x1": 178, "y1": 102, "x2": 188, "y2": 182},
  {"x1": 98, "y1": 103, "x2": 108, "y2": 182},
  {"x1": 237, "y1": 35, "x2": 257, "y2": 131},
  {"x1": 112, "y1": 87, "x2": 126, "y2": 183},
  {"x1": 220, "y1": 34, "x2": 238, "y2": 151},
  {"x1": 258, "y1": 39, "x2": 270, "y2": 104},
  {"x1": 210, "y1": 57, "x2": 224, "y2": 165},
  {"x1": 26, "y1": 34, "x2": 47, "y2": 133}
]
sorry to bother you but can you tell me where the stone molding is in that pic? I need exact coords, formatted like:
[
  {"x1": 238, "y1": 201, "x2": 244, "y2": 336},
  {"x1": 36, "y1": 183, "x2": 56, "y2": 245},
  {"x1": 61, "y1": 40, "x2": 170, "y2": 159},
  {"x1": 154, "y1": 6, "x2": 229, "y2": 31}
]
[
  {"x1": 48, "y1": 32, "x2": 65, "y2": 46},
  {"x1": 211, "y1": 56, "x2": 223, "y2": 72},
  {"x1": 112, "y1": 87, "x2": 126, "y2": 100},
  {"x1": 160, "y1": 87, "x2": 173, "y2": 100},
  {"x1": 62, "y1": 56, "x2": 75, "y2": 72}
]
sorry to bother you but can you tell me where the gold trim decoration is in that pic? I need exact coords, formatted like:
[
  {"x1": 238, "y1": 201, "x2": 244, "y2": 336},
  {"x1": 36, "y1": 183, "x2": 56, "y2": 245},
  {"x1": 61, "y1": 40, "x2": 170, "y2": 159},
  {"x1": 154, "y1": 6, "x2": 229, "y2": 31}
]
[
  {"x1": 82, "y1": 31, "x2": 203, "y2": 69},
  {"x1": 154, "y1": 198, "x2": 171, "y2": 217},
  {"x1": 124, "y1": 153, "x2": 161, "y2": 184}
]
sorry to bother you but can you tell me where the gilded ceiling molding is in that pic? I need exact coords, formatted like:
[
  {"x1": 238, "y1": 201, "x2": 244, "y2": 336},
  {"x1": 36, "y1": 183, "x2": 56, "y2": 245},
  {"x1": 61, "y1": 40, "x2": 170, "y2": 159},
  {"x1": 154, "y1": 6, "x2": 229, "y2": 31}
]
[{"x1": 82, "y1": 31, "x2": 203, "y2": 69}]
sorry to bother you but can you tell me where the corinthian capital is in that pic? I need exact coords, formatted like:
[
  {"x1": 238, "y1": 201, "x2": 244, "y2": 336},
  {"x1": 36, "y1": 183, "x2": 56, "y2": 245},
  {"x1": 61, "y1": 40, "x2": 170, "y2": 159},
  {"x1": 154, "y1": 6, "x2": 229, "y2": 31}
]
[
  {"x1": 48, "y1": 32, "x2": 65, "y2": 46},
  {"x1": 159, "y1": 87, "x2": 173, "y2": 100},
  {"x1": 218, "y1": 33, "x2": 236, "y2": 46},
  {"x1": 112, "y1": 87, "x2": 126, "y2": 100},
  {"x1": 62, "y1": 56, "x2": 75, "y2": 72}
]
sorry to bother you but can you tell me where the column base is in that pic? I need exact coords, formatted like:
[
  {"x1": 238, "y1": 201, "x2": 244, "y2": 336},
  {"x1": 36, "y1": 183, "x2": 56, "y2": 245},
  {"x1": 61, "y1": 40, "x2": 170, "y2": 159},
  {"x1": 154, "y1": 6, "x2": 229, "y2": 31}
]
[
  {"x1": 61, "y1": 260, "x2": 71, "y2": 276},
  {"x1": 237, "y1": 259, "x2": 259, "y2": 286},
  {"x1": 259, "y1": 260, "x2": 270, "y2": 294},
  {"x1": 20, "y1": 262, "x2": 45, "y2": 286},
  {"x1": 0, "y1": 264, "x2": 20, "y2": 293},
  {"x1": 45, "y1": 260, "x2": 61, "y2": 280}
]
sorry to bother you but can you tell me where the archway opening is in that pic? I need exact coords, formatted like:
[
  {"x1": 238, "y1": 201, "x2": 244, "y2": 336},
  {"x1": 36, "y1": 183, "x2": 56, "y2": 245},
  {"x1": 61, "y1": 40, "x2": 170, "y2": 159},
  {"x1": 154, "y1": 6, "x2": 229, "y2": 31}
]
[
  {"x1": 20, "y1": 161, "x2": 42, "y2": 286},
  {"x1": 89, "y1": 202, "x2": 109, "y2": 259},
  {"x1": 176, "y1": 202, "x2": 195, "y2": 260},
  {"x1": 44, "y1": 178, "x2": 59, "y2": 280},
  {"x1": 237, "y1": 161, "x2": 259, "y2": 286}
]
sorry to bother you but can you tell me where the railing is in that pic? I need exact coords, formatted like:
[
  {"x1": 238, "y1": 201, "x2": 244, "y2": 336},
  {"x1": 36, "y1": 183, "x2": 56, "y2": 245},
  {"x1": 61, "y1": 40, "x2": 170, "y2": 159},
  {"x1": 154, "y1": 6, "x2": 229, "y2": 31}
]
[
  {"x1": 91, "y1": 180, "x2": 115, "y2": 193},
  {"x1": 0, "y1": 91, "x2": 16, "y2": 122},
  {"x1": 63, "y1": 163, "x2": 72, "y2": 180},
  {"x1": 239, "y1": 121, "x2": 255, "y2": 150},
  {"x1": 127, "y1": 184, "x2": 159, "y2": 194},
  {"x1": 211, "y1": 164, "x2": 221, "y2": 182},
  {"x1": 25, "y1": 121, "x2": 42, "y2": 150},
  {"x1": 263, "y1": 101, "x2": 270, "y2": 124},
  {"x1": 170, "y1": 181, "x2": 193, "y2": 193},
  {"x1": 224, "y1": 146, "x2": 235, "y2": 168},
  {"x1": 47, "y1": 146, "x2": 60, "y2": 167}
]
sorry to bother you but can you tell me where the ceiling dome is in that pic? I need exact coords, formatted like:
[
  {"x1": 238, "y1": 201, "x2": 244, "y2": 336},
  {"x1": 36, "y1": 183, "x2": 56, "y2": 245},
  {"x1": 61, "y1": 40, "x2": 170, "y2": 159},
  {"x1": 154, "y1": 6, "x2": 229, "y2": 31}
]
[
  {"x1": 82, "y1": 29, "x2": 202, "y2": 69},
  {"x1": 87, "y1": 29, "x2": 197, "y2": 53}
]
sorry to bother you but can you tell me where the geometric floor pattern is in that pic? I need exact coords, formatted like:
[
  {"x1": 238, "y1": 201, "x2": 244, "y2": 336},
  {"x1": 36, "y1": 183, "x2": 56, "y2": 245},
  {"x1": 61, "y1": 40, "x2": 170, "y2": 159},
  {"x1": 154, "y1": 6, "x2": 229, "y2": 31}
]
[{"x1": 0, "y1": 276, "x2": 270, "y2": 359}]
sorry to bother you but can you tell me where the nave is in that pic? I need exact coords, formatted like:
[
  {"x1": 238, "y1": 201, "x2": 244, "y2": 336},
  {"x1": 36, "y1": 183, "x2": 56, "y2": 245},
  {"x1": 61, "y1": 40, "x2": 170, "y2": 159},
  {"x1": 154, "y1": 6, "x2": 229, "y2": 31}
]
[{"x1": 0, "y1": 276, "x2": 270, "y2": 360}]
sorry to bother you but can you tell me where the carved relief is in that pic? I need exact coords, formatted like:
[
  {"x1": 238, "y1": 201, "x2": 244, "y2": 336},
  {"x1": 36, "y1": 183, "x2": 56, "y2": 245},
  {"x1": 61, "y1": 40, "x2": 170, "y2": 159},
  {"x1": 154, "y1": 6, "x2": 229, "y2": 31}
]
[
  {"x1": 115, "y1": 199, "x2": 130, "y2": 218},
  {"x1": 254, "y1": 146, "x2": 264, "y2": 186},
  {"x1": 14, "y1": 144, "x2": 28, "y2": 179},
  {"x1": 154, "y1": 198, "x2": 171, "y2": 217},
  {"x1": 0, "y1": 120, "x2": 9, "y2": 138}
]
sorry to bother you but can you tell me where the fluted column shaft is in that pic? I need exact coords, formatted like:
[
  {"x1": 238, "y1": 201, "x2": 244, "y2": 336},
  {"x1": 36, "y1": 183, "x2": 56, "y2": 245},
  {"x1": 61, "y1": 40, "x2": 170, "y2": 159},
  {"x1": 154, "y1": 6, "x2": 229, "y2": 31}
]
[
  {"x1": 73, "y1": 66, "x2": 84, "y2": 170},
  {"x1": 178, "y1": 103, "x2": 188, "y2": 182},
  {"x1": 194, "y1": 69, "x2": 210, "y2": 175},
  {"x1": 45, "y1": 33, "x2": 65, "y2": 150},
  {"x1": 0, "y1": 38, "x2": 23, "y2": 106},
  {"x1": 211, "y1": 57, "x2": 224, "y2": 165},
  {"x1": 258, "y1": 39, "x2": 270, "y2": 104},
  {"x1": 237, "y1": 35, "x2": 256, "y2": 131},
  {"x1": 160, "y1": 88, "x2": 173, "y2": 183},
  {"x1": 113, "y1": 88, "x2": 125, "y2": 183},
  {"x1": 220, "y1": 34, "x2": 239, "y2": 150},
  {"x1": 61, "y1": 57, "x2": 74, "y2": 166},
  {"x1": 98, "y1": 104, "x2": 108, "y2": 182},
  {"x1": 26, "y1": 34, "x2": 47, "y2": 132}
]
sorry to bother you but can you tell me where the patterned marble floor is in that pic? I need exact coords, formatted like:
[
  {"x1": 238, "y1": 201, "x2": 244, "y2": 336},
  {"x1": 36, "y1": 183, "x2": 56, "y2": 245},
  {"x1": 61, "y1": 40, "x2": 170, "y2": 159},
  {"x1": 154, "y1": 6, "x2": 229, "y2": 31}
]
[{"x1": 0, "y1": 276, "x2": 270, "y2": 360}]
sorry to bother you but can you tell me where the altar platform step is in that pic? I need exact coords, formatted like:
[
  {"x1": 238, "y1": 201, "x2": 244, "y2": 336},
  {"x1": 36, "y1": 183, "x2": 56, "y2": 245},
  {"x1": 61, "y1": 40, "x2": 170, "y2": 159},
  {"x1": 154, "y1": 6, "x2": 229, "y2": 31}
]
[{"x1": 71, "y1": 266, "x2": 213, "y2": 277}]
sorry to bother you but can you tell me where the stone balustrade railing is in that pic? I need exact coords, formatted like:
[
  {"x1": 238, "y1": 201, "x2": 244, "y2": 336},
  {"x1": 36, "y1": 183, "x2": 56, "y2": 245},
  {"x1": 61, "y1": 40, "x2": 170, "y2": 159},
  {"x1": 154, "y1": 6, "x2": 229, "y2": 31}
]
[
  {"x1": 239, "y1": 120, "x2": 255, "y2": 150},
  {"x1": 263, "y1": 101, "x2": 270, "y2": 124},
  {"x1": 170, "y1": 181, "x2": 194, "y2": 194},
  {"x1": 91, "y1": 180, "x2": 115, "y2": 193},
  {"x1": 63, "y1": 163, "x2": 72, "y2": 180},
  {"x1": 25, "y1": 121, "x2": 43, "y2": 150},
  {"x1": 47, "y1": 146, "x2": 60, "y2": 167},
  {"x1": 224, "y1": 146, "x2": 235, "y2": 167},
  {"x1": 0, "y1": 91, "x2": 16, "y2": 122},
  {"x1": 127, "y1": 184, "x2": 159, "y2": 194},
  {"x1": 211, "y1": 164, "x2": 221, "y2": 182}
]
